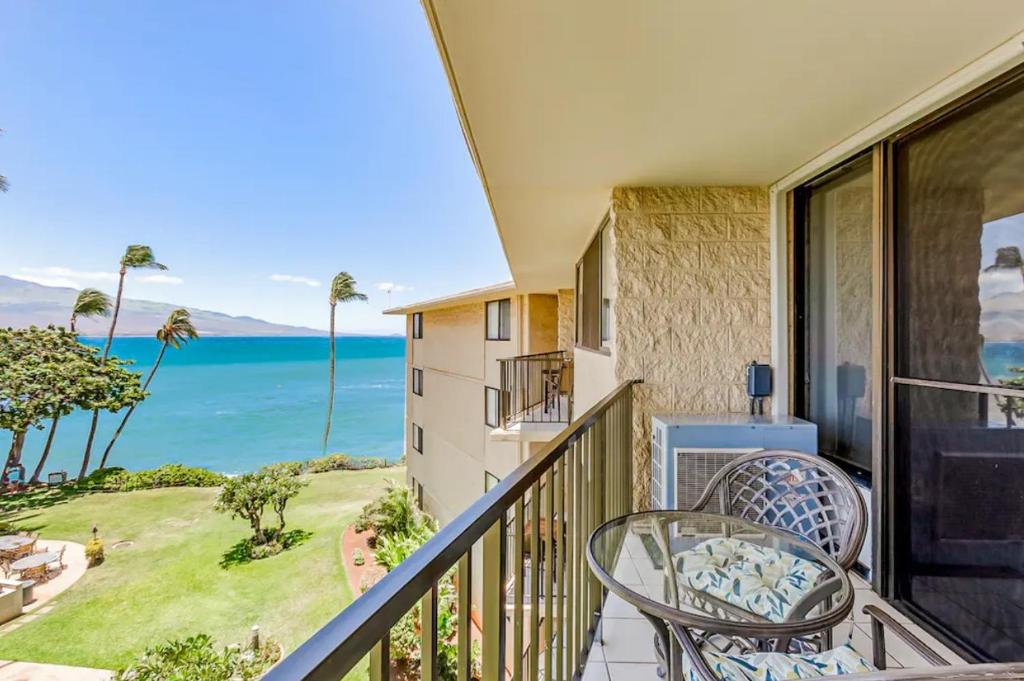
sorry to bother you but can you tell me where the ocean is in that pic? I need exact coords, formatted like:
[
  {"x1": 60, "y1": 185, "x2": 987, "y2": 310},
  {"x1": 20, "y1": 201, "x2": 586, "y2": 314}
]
[{"x1": 19, "y1": 336, "x2": 406, "y2": 476}]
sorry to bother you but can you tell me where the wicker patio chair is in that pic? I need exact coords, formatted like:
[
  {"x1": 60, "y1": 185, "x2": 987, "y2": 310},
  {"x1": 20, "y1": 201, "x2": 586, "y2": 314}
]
[
  {"x1": 683, "y1": 450, "x2": 868, "y2": 657},
  {"x1": 689, "y1": 450, "x2": 867, "y2": 571}
]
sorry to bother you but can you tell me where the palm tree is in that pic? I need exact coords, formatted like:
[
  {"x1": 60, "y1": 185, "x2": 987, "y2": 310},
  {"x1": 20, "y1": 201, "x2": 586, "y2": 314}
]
[
  {"x1": 99, "y1": 308, "x2": 198, "y2": 469},
  {"x1": 81, "y1": 245, "x2": 167, "y2": 477},
  {"x1": 31, "y1": 289, "x2": 112, "y2": 484},
  {"x1": 321, "y1": 272, "x2": 367, "y2": 455}
]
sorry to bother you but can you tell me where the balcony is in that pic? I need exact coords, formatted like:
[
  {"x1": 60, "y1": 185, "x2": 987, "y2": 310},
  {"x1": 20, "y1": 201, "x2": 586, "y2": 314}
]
[
  {"x1": 492, "y1": 351, "x2": 574, "y2": 442},
  {"x1": 265, "y1": 378, "x2": 1024, "y2": 681}
]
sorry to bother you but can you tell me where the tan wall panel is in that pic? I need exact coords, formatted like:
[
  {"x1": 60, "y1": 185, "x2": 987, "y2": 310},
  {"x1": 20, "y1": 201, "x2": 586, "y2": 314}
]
[{"x1": 420, "y1": 303, "x2": 486, "y2": 379}]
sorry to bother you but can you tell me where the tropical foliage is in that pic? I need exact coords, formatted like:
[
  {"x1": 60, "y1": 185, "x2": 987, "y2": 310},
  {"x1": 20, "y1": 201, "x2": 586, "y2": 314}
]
[
  {"x1": 321, "y1": 271, "x2": 367, "y2": 455},
  {"x1": 82, "y1": 243, "x2": 167, "y2": 477},
  {"x1": 305, "y1": 453, "x2": 388, "y2": 473},
  {"x1": 98, "y1": 464, "x2": 227, "y2": 492},
  {"x1": 354, "y1": 479, "x2": 433, "y2": 538},
  {"x1": 115, "y1": 633, "x2": 280, "y2": 681},
  {"x1": 357, "y1": 483, "x2": 477, "y2": 681},
  {"x1": 997, "y1": 366, "x2": 1024, "y2": 428},
  {"x1": 33, "y1": 289, "x2": 113, "y2": 483},
  {"x1": 0, "y1": 326, "x2": 144, "y2": 481},
  {"x1": 99, "y1": 308, "x2": 199, "y2": 468},
  {"x1": 214, "y1": 464, "x2": 308, "y2": 556}
]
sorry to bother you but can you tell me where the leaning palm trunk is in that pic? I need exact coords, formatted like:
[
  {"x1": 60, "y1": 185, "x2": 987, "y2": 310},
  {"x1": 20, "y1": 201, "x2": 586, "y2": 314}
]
[
  {"x1": 99, "y1": 342, "x2": 167, "y2": 469},
  {"x1": 321, "y1": 303, "x2": 337, "y2": 456},
  {"x1": 81, "y1": 270, "x2": 126, "y2": 478},
  {"x1": 4, "y1": 431, "x2": 26, "y2": 482},
  {"x1": 31, "y1": 414, "x2": 61, "y2": 484}
]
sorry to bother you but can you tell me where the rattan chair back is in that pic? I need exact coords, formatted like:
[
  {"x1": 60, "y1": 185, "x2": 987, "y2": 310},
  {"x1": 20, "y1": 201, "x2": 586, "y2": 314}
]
[{"x1": 690, "y1": 450, "x2": 867, "y2": 569}]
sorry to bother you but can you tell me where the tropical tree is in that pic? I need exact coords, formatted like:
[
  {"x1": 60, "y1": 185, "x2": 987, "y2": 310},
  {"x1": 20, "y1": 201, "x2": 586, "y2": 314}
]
[
  {"x1": 70, "y1": 288, "x2": 112, "y2": 334},
  {"x1": 321, "y1": 272, "x2": 367, "y2": 455},
  {"x1": 99, "y1": 308, "x2": 198, "y2": 469},
  {"x1": 0, "y1": 327, "x2": 144, "y2": 482},
  {"x1": 0, "y1": 127, "x2": 8, "y2": 193},
  {"x1": 82, "y1": 245, "x2": 167, "y2": 474},
  {"x1": 31, "y1": 289, "x2": 113, "y2": 483}
]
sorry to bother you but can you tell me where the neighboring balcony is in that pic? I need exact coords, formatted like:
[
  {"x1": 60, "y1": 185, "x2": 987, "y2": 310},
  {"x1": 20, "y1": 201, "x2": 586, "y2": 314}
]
[{"x1": 492, "y1": 351, "x2": 574, "y2": 442}]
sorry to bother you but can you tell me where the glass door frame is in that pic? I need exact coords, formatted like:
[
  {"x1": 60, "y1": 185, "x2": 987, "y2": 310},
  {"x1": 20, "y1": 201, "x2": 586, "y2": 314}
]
[{"x1": 790, "y1": 62, "x2": 1024, "y2": 662}]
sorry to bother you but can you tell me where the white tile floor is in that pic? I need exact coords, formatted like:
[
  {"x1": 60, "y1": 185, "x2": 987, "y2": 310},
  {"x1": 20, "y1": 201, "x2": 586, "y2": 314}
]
[{"x1": 582, "y1": 572, "x2": 967, "y2": 680}]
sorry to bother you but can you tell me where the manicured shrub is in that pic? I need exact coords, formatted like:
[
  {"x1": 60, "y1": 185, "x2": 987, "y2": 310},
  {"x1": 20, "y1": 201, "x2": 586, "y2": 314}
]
[
  {"x1": 85, "y1": 465, "x2": 226, "y2": 492},
  {"x1": 352, "y1": 548, "x2": 365, "y2": 566},
  {"x1": 115, "y1": 633, "x2": 280, "y2": 681},
  {"x1": 305, "y1": 453, "x2": 389, "y2": 474},
  {"x1": 85, "y1": 538, "x2": 104, "y2": 566}
]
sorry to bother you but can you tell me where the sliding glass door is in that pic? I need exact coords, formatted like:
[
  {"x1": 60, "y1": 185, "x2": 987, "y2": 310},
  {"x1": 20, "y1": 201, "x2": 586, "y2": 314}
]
[
  {"x1": 892, "y1": 69, "x2": 1024, "y2": 662},
  {"x1": 795, "y1": 155, "x2": 874, "y2": 473}
]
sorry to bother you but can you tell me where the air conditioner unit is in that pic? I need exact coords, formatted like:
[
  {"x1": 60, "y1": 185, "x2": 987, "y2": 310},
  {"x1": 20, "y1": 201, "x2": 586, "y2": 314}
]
[{"x1": 651, "y1": 414, "x2": 818, "y2": 511}]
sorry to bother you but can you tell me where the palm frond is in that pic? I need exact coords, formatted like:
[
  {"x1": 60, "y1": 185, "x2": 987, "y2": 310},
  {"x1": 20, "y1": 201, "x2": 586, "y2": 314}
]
[
  {"x1": 155, "y1": 308, "x2": 199, "y2": 349},
  {"x1": 122, "y1": 244, "x2": 168, "y2": 270},
  {"x1": 0, "y1": 174, "x2": 8, "y2": 193},
  {"x1": 329, "y1": 271, "x2": 368, "y2": 304},
  {"x1": 73, "y1": 288, "x2": 112, "y2": 318}
]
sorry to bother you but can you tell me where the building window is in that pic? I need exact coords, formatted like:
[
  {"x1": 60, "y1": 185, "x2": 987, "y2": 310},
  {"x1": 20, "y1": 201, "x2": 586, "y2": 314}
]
[
  {"x1": 600, "y1": 222, "x2": 615, "y2": 347},
  {"x1": 412, "y1": 423, "x2": 423, "y2": 454},
  {"x1": 412, "y1": 312, "x2": 423, "y2": 339},
  {"x1": 412, "y1": 367, "x2": 423, "y2": 396},
  {"x1": 484, "y1": 386, "x2": 500, "y2": 427},
  {"x1": 484, "y1": 472, "x2": 500, "y2": 492},
  {"x1": 576, "y1": 219, "x2": 610, "y2": 350},
  {"x1": 485, "y1": 299, "x2": 511, "y2": 340}
]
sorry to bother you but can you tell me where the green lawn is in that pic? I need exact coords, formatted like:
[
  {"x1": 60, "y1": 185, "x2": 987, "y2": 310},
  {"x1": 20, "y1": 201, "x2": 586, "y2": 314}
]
[{"x1": 0, "y1": 467, "x2": 401, "y2": 674}]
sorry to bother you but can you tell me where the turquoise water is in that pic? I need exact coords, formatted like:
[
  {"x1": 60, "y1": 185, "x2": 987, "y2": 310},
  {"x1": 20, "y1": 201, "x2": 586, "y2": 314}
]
[{"x1": 20, "y1": 336, "x2": 406, "y2": 476}]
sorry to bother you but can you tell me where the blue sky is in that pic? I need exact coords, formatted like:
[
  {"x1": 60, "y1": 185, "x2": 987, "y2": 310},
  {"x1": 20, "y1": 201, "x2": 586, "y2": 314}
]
[{"x1": 0, "y1": 1, "x2": 508, "y2": 334}]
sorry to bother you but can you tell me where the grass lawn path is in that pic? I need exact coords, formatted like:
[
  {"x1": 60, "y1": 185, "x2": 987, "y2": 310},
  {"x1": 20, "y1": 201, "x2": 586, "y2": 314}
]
[{"x1": 0, "y1": 467, "x2": 401, "y2": 674}]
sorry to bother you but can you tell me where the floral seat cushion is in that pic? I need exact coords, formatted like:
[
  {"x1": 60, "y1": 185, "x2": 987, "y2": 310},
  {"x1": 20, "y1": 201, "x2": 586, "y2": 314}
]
[
  {"x1": 676, "y1": 537, "x2": 825, "y2": 622},
  {"x1": 683, "y1": 643, "x2": 875, "y2": 681}
]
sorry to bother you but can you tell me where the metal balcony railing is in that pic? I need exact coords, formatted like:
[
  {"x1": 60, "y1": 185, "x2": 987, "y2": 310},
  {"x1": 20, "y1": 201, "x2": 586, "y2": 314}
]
[
  {"x1": 498, "y1": 350, "x2": 574, "y2": 429},
  {"x1": 264, "y1": 380, "x2": 636, "y2": 681}
]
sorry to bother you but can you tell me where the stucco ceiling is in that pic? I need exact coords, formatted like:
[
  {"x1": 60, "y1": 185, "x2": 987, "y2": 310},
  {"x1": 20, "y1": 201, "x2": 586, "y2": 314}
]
[{"x1": 423, "y1": 0, "x2": 1024, "y2": 291}]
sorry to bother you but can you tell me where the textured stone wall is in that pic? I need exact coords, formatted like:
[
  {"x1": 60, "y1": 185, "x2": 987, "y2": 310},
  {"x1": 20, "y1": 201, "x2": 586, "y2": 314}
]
[
  {"x1": 609, "y1": 186, "x2": 771, "y2": 506},
  {"x1": 557, "y1": 289, "x2": 575, "y2": 358}
]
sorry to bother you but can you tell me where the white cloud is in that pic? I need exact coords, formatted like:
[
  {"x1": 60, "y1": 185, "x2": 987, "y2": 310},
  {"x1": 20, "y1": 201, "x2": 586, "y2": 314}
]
[
  {"x1": 136, "y1": 274, "x2": 184, "y2": 285},
  {"x1": 270, "y1": 274, "x2": 320, "y2": 287},
  {"x1": 374, "y1": 282, "x2": 413, "y2": 293},
  {"x1": 13, "y1": 266, "x2": 118, "y2": 289}
]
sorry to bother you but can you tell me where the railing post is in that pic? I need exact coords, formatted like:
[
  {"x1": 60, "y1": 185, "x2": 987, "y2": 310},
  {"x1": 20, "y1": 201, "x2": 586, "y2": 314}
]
[
  {"x1": 369, "y1": 634, "x2": 389, "y2": 681},
  {"x1": 528, "y1": 482, "x2": 541, "y2": 680},
  {"x1": 421, "y1": 583, "x2": 438, "y2": 681},
  {"x1": 543, "y1": 467, "x2": 555, "y2": 681},
  {"x1": 555, "y1": 455, "x2": 566, "y2": 681},
  {"x1": 457, "y1": 552, "x2": 472, "y2": 681},
  {"x1": 482, "y1": 515, "x2": 507, "y2": 681},
  {"x1": 513, "y1": 498, "x2": 525, "y2": 681}
]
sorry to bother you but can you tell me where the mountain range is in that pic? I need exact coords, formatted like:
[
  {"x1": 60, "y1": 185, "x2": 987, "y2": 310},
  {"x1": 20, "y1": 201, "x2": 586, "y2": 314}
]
[{"x1": 0, "y1": 275, "x2": 328, "y2": 337}]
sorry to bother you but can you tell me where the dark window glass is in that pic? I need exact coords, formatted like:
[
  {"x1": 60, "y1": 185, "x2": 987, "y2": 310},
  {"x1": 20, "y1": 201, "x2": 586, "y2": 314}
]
[
  {"x1": 894, "y1": 382, "x2": 1024, "y2": 661},
  {"x1": 892, "y1": 71, "x2": 1024, "y2": 662},
  {"x1": 412, "y1": 423, "x2": 423, "y2": 454},
  {"x1": 895, "y1": 73, "x2": 1024, "y2": 386},
  {"x1": 576, "y1": 230, "x2": 602, "y2": 350},
  {"x1": 412, "y1": 368, "x2": 423, "y2": 396},
  {"x1": 412, "y1": 312, "x2": 423, "y2": 339},
  {"x1": 798, "y1": 156, "x2": 874, "y2": 471},
  {"x1": 485, "y1": 386, "x2": 500, "y2": 427},
  {"x1": 486, "y1": 299, "x2": 511, "y2": 340}
]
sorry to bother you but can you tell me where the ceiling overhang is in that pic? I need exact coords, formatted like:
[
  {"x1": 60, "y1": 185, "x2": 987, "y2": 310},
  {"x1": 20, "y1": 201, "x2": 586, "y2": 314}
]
[{"x1": 422, "y1": 0, "x2": 1024, "y2": 290}]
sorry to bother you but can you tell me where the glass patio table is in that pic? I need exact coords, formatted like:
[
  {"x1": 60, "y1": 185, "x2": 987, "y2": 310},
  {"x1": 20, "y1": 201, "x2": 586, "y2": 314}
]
[
  {"x1": 587, "y1": 511, "x2": 854, "y2": 677},
  {"x1": 10, "y1": 551, "x2": 58, "y2": 572}
]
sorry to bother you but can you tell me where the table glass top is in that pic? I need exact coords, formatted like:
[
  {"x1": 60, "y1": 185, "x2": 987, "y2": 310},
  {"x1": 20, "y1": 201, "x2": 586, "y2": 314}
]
[{"x1": 588, "y1": 511, "x2": 853, "y2": 633}]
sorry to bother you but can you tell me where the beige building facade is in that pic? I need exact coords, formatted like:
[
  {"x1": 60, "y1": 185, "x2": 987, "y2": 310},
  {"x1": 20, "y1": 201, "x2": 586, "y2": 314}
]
[{"x1": 387, "y1": 283, "x2": 563, "y2": 527}]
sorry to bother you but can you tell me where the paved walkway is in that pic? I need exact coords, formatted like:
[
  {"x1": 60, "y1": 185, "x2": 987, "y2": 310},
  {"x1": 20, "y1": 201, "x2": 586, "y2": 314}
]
[
  {"x1": 0, "y1": 660, "x2": 111, "y2": 680},
  {"x1": 0, "y1": 540, "x2": 88, "y2": 637}
]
